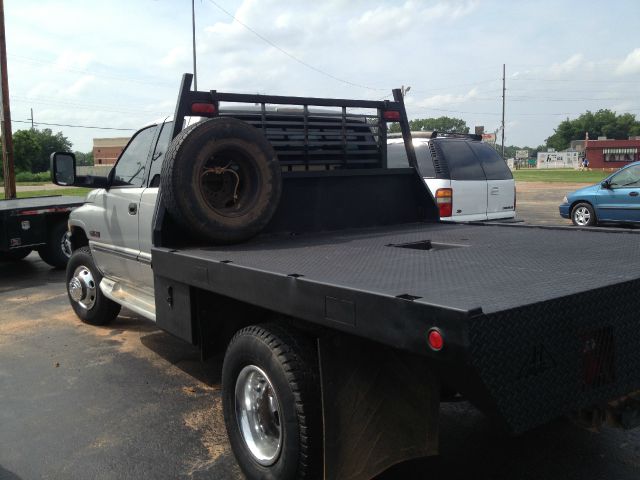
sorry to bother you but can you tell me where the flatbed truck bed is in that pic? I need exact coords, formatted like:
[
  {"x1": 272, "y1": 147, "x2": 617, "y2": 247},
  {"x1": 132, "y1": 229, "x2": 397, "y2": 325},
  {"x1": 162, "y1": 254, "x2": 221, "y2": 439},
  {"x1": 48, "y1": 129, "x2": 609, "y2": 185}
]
[{"x1": 1, "y1": 195, "x2": 84, "y2": 267}]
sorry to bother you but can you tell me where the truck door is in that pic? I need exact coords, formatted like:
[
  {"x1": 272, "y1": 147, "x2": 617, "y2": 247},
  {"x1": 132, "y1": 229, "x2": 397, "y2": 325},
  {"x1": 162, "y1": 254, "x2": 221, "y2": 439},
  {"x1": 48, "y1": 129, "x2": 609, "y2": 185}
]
[
  {"x1": 138, "y1": 120, "x2": 174, "y2": 291},
  {"x1": 596, "y1": 164, "x2": 640, "y2": 223},
  {"x1": 468, "y1": 142, "x2": 515, "y2": 220},
  {"x1": 91, "y1": 124, "x2": 158, "y2": 284}
]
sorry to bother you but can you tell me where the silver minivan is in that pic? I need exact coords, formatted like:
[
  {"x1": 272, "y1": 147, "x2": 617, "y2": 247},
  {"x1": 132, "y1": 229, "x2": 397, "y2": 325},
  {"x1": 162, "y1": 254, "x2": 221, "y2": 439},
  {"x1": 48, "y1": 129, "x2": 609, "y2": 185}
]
[{"x1": 388, "y1": 132, "x2": 516, "y2": 222}]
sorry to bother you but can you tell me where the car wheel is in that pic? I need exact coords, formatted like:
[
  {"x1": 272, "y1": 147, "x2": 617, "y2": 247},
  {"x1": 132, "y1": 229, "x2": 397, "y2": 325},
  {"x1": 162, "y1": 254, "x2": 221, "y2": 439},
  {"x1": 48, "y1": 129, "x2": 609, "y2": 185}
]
[
  {"x1": 38, "y1": 220, "x2": 73, "y2": 268},
  {"x1": 66, "y1": 246, "x2": 121, "y2": 325},
  {"x1": 571, "y1": 202, "x2": 597, "y2": 226},
  {"x1": 222, "y1": 324, "x2": 322, "y2": 480}
]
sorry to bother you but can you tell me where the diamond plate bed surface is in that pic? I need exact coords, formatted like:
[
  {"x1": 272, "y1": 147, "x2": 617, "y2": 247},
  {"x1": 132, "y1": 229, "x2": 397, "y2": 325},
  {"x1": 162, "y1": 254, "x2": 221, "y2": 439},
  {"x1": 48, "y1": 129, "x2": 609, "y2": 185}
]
[{"x1": 178, "y1": 222, "x2": 640, "y2": 314}]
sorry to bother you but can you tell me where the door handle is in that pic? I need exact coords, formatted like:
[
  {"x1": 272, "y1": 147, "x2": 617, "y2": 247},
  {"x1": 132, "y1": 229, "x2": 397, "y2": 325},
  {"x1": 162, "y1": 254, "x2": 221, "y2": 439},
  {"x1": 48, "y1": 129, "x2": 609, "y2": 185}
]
[
  {"x1": 128, "y1": 203, "x2": 138, "y2": 215},
  {"x1": 630, "y1": 192, "x2": 639, "y2": 197},
  {"x1": 490, "y1": 187, "x2": 499, "y2": 195}
]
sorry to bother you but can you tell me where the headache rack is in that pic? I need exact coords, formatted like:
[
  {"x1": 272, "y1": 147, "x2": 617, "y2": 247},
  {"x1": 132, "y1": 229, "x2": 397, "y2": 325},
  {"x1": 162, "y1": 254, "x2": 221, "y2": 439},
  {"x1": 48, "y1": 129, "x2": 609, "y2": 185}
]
[{"x1": 171, "y1": 73, "x2": 419, "y2": 172}]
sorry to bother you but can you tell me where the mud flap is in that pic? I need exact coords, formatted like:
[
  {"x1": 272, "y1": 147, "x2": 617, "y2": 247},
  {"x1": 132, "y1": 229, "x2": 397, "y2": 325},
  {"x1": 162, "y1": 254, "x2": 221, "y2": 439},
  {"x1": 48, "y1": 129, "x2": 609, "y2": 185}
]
[{"x1": 318, "y1": 334, "x2": 439, "y2": 480}]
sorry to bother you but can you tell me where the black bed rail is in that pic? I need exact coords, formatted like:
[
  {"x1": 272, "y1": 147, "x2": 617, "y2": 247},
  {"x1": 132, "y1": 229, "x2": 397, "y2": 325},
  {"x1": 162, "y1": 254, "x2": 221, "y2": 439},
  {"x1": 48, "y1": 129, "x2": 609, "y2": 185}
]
[{"x1": 171, "y1": 73, "x2": 418, "y2": 172}]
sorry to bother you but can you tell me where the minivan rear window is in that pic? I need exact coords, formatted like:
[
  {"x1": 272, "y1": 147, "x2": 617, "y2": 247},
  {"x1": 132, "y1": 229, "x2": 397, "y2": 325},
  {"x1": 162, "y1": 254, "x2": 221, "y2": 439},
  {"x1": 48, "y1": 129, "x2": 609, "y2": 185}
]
[
  {"x1": 468, "y1": 142, "x2": 513, "y2": 180},
  {"x1": 387, "y1": 142, "x2": 436, "y2": 177},
  {"x1": 436, "y1": 140, "x2": 486, "y2": 181}
]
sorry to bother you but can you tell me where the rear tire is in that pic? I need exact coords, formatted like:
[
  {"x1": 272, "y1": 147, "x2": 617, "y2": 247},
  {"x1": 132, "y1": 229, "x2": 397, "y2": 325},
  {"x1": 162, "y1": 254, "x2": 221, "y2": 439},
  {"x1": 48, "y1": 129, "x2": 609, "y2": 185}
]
[
  {"x1": 222, "y1": 324, "x2": 322, "y2": 480},
  {"x1": 161, "y1": 117, "x2": 282, "y2": 244},
  {"x1": 571, "y1": 202, "x2": 597, "y2": 226},
  {"x1": 66, "y1": 246, "x2": 121, "y2": 325},
  {"x1": 38, "y1": 220, "x2": 72, "y2": 268},
  {"x1": 0, "y1": 248, "x2": 31, "y2": 261}
]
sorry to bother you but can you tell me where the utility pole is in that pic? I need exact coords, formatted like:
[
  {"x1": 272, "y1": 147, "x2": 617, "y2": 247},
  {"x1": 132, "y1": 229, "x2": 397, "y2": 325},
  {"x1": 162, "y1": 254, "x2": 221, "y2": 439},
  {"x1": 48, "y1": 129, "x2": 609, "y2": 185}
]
[
  {"x1": 501, "y1": 63, "x2": 505, "y2": 159},
  {"x1": 192, "y1": 0, "x2": 197, "y2": 90},
  {"x1": 29, "y1": 107, "x2": 33, "y2": 129},
  {"x1": 0, "y1": 0, "x2": 16, "y2": 199}
]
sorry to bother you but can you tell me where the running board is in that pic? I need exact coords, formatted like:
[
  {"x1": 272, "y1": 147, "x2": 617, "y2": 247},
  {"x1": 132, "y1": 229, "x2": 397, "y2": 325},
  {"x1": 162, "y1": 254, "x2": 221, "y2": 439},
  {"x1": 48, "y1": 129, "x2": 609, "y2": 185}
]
[{"x1": 100, "y1": 278, "x2": 156, "y2": 322}]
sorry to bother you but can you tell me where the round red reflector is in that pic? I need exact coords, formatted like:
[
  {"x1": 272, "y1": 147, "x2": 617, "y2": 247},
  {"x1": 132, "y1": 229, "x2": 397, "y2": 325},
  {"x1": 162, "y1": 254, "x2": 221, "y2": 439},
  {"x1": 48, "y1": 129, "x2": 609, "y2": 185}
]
[{"x1": 428, "y1": 329, "x2": 444, "y2": 351}]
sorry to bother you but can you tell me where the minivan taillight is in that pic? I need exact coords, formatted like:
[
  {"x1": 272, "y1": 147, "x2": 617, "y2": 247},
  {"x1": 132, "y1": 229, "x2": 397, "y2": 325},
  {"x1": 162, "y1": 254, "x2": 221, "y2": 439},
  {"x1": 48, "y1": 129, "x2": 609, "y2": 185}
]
[{"x1": 435, "y1": 188, "x2": 453, "y2": 218}]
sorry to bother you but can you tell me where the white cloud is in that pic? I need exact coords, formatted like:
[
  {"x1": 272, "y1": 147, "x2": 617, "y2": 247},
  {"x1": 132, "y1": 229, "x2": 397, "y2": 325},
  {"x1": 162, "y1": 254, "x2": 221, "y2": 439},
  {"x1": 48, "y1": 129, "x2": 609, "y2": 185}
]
[
  {"x1": 416, "y1": 88, "x2": 480, "y2": 108},
  {"x1": 349, "y1": 0, "x2": 478, "y2": 39},
  {"x1": 54, "y1": 51, "x2": 94, "y2": 71},
  {"x1": 62, "y1": 75, "x2": 95, "y2": 96},
  {"x1": 549, "y1": 54, "x2": 583, "y2": 75},
  {"x1": 615, "y1": 48, "x2": 640, "y2": 75},
  {"x1": 160, "y1": 47, "x2": 187, "y2": 67}
]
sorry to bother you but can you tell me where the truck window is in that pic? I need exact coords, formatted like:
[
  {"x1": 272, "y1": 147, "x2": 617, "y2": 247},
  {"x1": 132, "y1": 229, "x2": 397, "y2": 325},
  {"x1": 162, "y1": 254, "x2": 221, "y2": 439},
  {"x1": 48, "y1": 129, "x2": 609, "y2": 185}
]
[
  {"x1": 387, "y1": 142, "x2": 436, "y2": 177},
  {"x1": 112, "y1": 125, "x2": 157, "y2": 187},
  {"x1": 468, "y1": 142, "x2": 513, "y2": 180},
  {"x1": 148, "y1": 122, "x2": 174, "y2": 187},
  {"x1": 436, "y1": 140, "x2": 486, "y2": 181}
]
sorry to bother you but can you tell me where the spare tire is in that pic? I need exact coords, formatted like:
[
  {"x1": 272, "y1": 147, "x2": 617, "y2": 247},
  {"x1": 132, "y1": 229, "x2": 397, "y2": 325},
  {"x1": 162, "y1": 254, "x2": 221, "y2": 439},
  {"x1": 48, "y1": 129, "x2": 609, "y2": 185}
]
[{"x1": 161, "y1": 117, "x2": 282, "y2": 244}]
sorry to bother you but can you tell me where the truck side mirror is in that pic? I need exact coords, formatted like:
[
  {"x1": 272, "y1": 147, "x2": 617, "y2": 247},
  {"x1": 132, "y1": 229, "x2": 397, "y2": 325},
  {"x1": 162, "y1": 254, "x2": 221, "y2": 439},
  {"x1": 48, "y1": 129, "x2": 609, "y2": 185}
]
[{"x1": 51, "y1": 152, "x2": 76, "y2": 186}]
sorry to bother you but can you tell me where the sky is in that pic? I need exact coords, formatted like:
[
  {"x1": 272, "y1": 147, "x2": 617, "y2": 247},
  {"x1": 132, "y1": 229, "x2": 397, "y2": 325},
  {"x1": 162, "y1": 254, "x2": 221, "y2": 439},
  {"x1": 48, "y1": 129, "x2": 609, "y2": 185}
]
[{"x1": 4, "y1": 0, "x2": 640, "y2": 152}]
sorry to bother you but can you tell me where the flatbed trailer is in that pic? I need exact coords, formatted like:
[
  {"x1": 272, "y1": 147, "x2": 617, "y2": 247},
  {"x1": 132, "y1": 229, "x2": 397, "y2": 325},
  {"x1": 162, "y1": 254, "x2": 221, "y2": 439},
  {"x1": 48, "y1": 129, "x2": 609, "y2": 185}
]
[
  {"x1": 53, "y1": 74, "x2": 640, "y2": 479},
  {"x1": 0, "y1": 195, "x2": 84, "y2": 267}
]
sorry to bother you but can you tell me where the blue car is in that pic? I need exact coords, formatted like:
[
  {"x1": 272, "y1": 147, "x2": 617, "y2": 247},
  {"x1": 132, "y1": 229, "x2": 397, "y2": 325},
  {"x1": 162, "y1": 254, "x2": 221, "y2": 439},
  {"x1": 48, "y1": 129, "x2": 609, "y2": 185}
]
[{"x1": 559, "y1": 161, "x2": 640, "y2": 226}]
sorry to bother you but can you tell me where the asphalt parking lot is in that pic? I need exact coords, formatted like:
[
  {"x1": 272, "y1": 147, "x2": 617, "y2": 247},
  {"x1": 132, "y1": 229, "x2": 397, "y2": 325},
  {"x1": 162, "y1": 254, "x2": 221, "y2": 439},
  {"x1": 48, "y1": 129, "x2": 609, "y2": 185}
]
[{"x1": 2, "y1": 182, "x2": 640, "y2": 480}]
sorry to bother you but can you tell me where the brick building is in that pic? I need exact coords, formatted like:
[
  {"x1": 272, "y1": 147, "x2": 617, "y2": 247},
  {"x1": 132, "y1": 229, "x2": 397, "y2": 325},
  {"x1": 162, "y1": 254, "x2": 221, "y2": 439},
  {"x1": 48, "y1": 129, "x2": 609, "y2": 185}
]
[
  {"x1": 584, "y1": 138, "x2": 640, "y2": 169},
  {"x1": 93, "y1": 137, "x2": 130, "y2": 165}
]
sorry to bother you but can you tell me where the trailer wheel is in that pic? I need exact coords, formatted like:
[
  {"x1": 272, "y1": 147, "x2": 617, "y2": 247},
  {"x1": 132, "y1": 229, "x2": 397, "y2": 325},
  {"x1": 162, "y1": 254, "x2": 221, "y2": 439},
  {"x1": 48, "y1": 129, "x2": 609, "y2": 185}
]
[
  {"x1": 66, "y1": 246, "x2": 121, "y2": 326},
  {"x1": 38, "y1": 220, "x2": 73, "y2": 268},
  {"x1": 222, "y1": 324, "x2": 322, "y2": 480},
  {"x1": 161, "y1": 117, "x2": 282, "y2": 244},
  {"x1": 0, "y1": 248, "x2": 31, "y2": 261}
]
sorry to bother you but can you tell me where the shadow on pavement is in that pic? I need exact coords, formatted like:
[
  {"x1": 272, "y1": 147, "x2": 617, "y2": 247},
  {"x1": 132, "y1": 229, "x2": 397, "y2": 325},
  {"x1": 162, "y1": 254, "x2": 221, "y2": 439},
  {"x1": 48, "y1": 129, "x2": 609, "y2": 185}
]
[
  {"x1": 0, "y1": 257, "x2": 65, "y2": 293},
  {"x1": 0, "y1": 465, "x2": 22, "y2": 480}
]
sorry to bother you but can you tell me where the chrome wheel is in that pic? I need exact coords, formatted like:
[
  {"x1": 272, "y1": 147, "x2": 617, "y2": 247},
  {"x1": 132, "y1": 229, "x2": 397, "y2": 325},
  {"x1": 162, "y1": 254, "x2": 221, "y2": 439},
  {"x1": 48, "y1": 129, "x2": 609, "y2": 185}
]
[
  {"x1": 68, "y1": 266, "x2": 97, "y2": 310},
  {"x1": 61, "y1": 231, "x2": 72, "y2": 259},
  {"x1": 235, "y1": 365, "x2": 283, "y2": 466},
  {"x1": 573, "y1": 206, "x2": 591, "y2": 226}
]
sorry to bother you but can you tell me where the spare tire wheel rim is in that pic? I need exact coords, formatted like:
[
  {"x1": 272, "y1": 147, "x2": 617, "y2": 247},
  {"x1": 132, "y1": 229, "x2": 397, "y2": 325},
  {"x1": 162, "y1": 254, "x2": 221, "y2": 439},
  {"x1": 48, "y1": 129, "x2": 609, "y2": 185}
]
[
  {"x1": 68, "y1": 266, "x2": 97, "y2": 310},
  {"x1": 200, "y1": 146, "x2": 261, "y2": 218},
  {"x1": 235, "y1": 364, "x2": 283, "y2": 466}
]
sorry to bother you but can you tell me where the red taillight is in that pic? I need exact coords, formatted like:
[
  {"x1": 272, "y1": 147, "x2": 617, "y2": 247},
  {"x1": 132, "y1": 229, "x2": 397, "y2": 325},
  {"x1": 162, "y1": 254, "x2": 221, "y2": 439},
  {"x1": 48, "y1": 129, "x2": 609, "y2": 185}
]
[
  {"x1": 427, "y1": 329, "x2": 444, "y2": 351},
  {"x1": 435, "y1": 188, "x2": 453, "y2": 218},
  {"x1": 191, "y1": 102, "x2": 217, "y2": 115},
  {"x1": 383, "y1": 110, "x2": 400, "y2": 121}
]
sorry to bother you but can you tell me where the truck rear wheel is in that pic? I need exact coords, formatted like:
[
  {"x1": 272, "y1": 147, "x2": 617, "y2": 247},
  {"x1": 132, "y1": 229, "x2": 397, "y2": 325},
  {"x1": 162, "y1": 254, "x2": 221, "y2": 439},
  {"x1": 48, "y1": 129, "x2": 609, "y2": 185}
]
[
  {"x1": 222, "y1": 324, "x2": 322, "y2": 480},
  {"x1": 161, "y1": 117, "x2": 282, "y2": 244},
  {"x1": 66, "y1": 246, "x2": 121, "y2": 326},
  {"x1": 38, "y1": 220, "x2": 72, "y2": 268}
]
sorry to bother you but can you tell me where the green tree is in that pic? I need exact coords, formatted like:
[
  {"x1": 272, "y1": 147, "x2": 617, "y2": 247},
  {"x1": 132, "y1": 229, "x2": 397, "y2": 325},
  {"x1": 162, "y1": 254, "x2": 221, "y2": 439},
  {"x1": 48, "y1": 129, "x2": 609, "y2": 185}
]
[
  {"x1": 546, "y1": 110, "x2": 640, "y2": 150},
  {"x1": 12, "y1": 128, "x2": 73, "y2": 173},
  {"x1": 389, "y1": 116, "x2": 469, "y2": 134},
  {"x1": 74, "y1": 150, "x2": 94, "y2": 166},
  {"x1": 12, "y1": 129, "x2": 42, "y2": 172}
]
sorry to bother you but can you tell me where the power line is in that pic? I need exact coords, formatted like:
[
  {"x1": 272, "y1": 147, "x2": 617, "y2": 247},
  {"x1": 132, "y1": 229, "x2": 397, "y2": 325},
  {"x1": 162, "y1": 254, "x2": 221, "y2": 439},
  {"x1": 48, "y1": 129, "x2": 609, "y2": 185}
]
[
  {"x1": 12, "y1": 119, "x2": 135, "y2": 131},
  {"x1": 205, "y1": 0, "x2": 387, "y2": 92}
]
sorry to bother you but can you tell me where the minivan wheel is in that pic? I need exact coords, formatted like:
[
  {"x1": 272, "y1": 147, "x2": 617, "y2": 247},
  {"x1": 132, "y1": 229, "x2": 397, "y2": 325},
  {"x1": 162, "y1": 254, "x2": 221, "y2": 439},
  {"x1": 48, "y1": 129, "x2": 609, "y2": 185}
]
[{"x1": 571, "y1": 202, "x2": 597, "y2": 227}]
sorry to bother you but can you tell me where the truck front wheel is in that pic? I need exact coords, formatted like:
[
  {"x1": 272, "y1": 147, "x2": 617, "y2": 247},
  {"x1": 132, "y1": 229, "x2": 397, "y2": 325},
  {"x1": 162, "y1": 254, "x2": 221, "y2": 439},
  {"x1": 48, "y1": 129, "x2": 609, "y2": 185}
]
[
  {"x1": 65, "y1": 246, "x2": 121, "y2": 325},
  {"x1": 222, "y1": 324, "x2": 322, "y2": 480}
]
